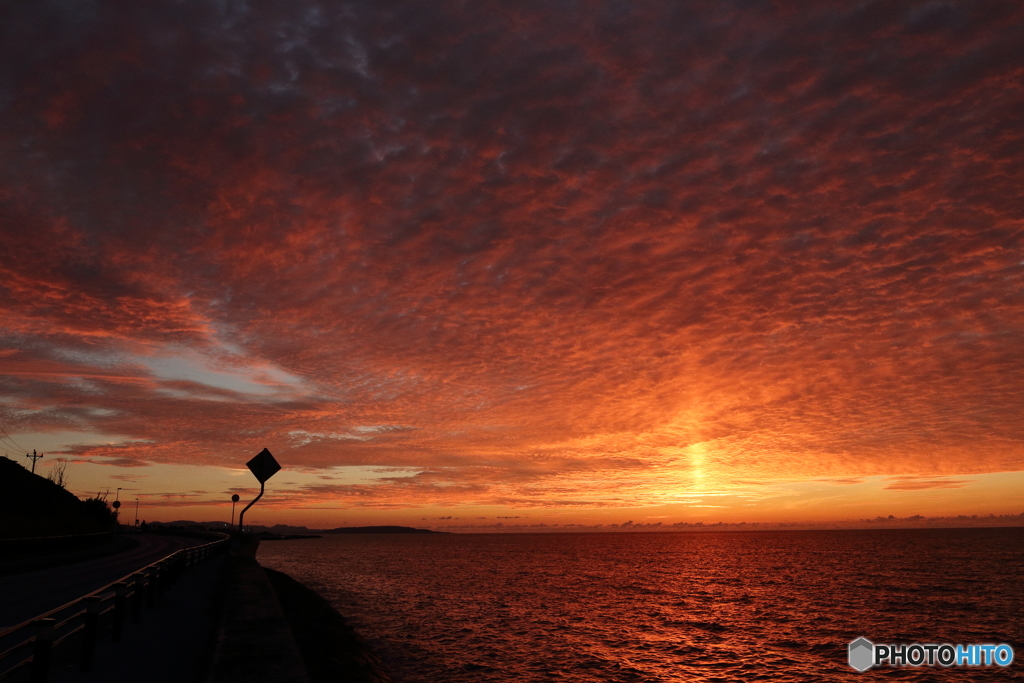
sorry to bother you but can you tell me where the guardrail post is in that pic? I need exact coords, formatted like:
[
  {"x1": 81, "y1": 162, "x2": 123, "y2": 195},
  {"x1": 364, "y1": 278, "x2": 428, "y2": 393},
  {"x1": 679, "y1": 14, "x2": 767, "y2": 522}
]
[
  {"x1": 112, "y1": 581, "x2": 128, "y2": 642},
  {"x1": 132, "y1": 573, "x2": 144, "y2": 622},
  {"x1": 79, "y1": 596, "x2": 102, "y2": 672},
  {"x1": 30, "y1": 618, "x2": 55, "y2": 683},
  {"x1": 147, "y1": 568, "x2": 157, "y2": 608},
  {"x1": 131, "y1": 573, "x2": 144, "y2": 623},
  {"x1": 156, "y1": 561, "x2": 168, "y2": 597}
]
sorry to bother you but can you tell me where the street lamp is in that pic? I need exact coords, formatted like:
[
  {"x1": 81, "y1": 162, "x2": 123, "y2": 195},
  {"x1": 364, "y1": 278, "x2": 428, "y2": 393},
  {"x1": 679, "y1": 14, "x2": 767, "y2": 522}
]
[
  {"x1": 134, "y1": 498, "x2": 139, "y2": 527},
  {"x1": 231, "y1": 494, "x2": 240, "y2": 527}
]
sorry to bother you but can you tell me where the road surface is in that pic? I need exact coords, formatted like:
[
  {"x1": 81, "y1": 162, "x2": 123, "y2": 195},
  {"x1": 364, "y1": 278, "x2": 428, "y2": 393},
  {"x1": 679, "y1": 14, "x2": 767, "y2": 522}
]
[{"x1": 0, "y1": 533, "x2": 205, "y2": 629}]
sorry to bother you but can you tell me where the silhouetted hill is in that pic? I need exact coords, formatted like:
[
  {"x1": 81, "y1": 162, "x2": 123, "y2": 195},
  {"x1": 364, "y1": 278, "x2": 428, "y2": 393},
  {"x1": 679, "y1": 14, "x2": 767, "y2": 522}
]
[{"x1": 0, "y1": 457, "x2": 117, "y2": 538}]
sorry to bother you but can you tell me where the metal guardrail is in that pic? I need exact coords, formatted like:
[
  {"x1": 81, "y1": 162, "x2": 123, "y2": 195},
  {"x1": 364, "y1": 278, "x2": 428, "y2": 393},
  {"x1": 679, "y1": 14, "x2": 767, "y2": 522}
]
[{"x1": 0, "y1": 533, "x2": 229, "y2": 682}]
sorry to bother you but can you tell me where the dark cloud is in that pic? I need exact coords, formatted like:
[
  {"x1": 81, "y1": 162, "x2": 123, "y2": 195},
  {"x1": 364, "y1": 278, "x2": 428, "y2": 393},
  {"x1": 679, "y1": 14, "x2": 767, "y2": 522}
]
[
  {"x1": 1, "y1": 1, "x2": 1022, "y2": 511},
  {"x1": 91, "y1": 457, "x2": 152, "y2": 468}
]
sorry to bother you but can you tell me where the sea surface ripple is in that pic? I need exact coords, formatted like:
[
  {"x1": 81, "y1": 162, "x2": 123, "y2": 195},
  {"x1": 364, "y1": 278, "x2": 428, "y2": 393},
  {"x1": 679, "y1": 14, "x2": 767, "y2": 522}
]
[{"x1": 258, "y1": 528, "x2": 1023, "y2": 682}]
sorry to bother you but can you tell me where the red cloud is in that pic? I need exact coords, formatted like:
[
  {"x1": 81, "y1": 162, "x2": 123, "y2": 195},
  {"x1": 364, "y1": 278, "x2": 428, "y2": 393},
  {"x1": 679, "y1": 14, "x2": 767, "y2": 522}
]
[{"x1": 1, "y1": 2, "x2": 1022, "y2": 514}]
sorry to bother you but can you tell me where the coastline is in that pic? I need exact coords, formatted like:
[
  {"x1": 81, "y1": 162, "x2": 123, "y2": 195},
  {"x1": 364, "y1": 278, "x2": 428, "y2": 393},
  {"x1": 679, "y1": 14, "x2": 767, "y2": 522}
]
[
  {"x1": 264, "y1": 567, "x2": 393, "y2": 683},
  {"x1": 208, "y1": 536, "x2": 393, "y2": 683}
]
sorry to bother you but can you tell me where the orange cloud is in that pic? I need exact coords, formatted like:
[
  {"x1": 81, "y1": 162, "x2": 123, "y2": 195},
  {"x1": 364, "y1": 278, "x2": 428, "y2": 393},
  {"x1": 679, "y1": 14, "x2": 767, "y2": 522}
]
[{"x1": 1, "y1": 1, "x2": 1022, "y2": 520}]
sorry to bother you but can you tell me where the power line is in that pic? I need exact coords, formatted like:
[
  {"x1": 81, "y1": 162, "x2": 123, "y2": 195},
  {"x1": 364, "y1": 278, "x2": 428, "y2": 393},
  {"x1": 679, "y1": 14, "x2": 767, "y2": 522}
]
[
  {"x1": 0, "y1": 437, "x2": 22, "y2": 454},
  {"x1": 0, "y1": 437, "x2": 25, "y2": 455},
  {"x1": 0, "y1": 424, "x2": 27, "y2": 452}
]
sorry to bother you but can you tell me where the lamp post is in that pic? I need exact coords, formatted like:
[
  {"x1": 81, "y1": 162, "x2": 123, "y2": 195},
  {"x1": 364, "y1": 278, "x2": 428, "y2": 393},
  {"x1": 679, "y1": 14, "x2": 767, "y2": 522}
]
[
  {"x1": 134, "y1": 498, "x2": 139, "y2": 527},
  {"x1": 231, "y1": 494, "x2": 240, "y2": 528}
]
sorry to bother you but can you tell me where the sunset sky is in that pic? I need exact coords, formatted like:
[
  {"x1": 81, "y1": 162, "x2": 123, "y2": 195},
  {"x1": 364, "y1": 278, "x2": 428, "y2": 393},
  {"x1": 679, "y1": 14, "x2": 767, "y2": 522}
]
[{"x1": 1, "y1": 1, "x2": 1022, "y2": 529}]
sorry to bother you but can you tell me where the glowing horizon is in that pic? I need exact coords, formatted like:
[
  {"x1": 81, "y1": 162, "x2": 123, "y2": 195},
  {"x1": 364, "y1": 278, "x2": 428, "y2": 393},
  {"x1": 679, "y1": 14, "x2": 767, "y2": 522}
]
[{"x1": 1, "y1": 2, "x2": 1022, "y2": 528}]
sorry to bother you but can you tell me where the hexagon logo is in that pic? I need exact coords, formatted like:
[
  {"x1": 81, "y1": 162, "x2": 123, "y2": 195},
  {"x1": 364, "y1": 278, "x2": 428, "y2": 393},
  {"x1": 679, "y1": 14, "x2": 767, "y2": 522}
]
[{"x1": 848, "y1": 637, "x2": 874, "y2": 672}]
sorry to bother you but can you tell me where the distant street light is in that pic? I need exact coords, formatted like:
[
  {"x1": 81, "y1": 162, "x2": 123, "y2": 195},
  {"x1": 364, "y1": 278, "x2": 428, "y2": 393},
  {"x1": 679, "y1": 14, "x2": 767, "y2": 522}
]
[{"x1": 134, "y1": 498, "x2": 139, "y2": 527}]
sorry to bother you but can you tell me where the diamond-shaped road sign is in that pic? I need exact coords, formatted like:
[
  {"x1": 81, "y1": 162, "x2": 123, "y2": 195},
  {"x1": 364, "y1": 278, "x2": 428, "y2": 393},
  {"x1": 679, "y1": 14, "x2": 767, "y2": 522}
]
[{"x1": 247, "y1": 448, "x2": 281, "y2": 484}]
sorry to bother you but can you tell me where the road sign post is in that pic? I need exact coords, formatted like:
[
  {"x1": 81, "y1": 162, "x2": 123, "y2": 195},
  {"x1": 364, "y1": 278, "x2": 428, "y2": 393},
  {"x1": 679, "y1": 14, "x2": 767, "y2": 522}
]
[{"x1": 237, "y1": 448, "x2": 281, "y2": 534}]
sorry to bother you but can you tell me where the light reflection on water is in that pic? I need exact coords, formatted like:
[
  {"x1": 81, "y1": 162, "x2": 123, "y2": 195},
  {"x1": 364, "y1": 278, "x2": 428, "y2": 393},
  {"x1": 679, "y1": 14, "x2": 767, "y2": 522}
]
[{"x1": 258, "y1": 528, "x2": 1024, "y2": 682}]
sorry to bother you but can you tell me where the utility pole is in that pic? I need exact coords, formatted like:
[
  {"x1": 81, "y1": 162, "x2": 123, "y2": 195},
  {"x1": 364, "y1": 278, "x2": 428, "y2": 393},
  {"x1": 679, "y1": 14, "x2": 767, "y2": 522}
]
[{"x1": 26, "y1": 449, "x2": 43, "y2": 474}]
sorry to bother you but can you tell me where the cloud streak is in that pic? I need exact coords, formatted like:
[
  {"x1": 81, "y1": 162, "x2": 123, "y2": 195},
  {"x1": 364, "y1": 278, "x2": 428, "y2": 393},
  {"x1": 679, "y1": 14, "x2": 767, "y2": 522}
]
[{"x1": 1, "y1": 1, "x2": 1022, "y2": 516}]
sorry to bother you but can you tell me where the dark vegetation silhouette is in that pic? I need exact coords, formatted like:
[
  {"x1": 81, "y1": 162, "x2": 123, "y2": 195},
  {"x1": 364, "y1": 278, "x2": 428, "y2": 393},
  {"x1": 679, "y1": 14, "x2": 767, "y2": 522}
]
[
  {"x1": 0, "y1": 457, "x2": 118, "y2": 538},
  {"x1": 46, "y1": 457, "x2": 69, "y2": 489}
]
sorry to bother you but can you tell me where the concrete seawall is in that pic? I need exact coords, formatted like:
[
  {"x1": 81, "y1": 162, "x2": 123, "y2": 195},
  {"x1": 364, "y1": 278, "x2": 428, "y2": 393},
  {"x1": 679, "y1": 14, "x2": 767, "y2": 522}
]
[
  {"x1": 263, "y1": 568, "x2": 393, "y2": 683},
  {"x1": 207, "y1": 540, "x2": 310, "y2": 683},
  {"x1": 207, "y1": 538, "x2": 392, "y2": 683}
]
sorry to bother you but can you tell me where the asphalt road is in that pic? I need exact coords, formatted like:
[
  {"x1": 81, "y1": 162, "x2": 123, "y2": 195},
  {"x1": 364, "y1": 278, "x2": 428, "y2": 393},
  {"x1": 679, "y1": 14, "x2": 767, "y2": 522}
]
[
  {"x1": 46, "y1": 553, "x2": 227, "y2": 683},
  {"x1": 0, "y1": 533, "x2": 204, "y2": 629}
]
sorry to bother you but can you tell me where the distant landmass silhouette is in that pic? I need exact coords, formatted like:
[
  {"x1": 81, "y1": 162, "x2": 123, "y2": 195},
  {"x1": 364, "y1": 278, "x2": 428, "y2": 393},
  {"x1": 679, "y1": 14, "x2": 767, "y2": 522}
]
[
  {"x1": 322, "y1": 525, "x2": 438, "y2": 534},
  {"x1": 151, "y1": 520, "x2": 440, "y2": 535}
]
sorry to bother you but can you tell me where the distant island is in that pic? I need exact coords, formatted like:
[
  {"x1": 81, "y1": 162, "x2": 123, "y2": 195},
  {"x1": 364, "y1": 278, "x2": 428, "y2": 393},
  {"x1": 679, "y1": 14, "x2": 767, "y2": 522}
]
[
  {"x1": 256, "y1": 525, "x2": 443, "y2": 540},
  {"x1": 321, "y1": 525, "x2": 439, "y2": 534},
  {"x1": 150, "y1": 520, "x2": 442, "y2": 535}
]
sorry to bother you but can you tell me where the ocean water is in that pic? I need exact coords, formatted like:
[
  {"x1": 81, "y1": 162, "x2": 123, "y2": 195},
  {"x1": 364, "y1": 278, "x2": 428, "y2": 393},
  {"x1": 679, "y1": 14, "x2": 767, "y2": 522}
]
[{"x1": 257, "y1": 528, "x2": 1024, "y2": 682}]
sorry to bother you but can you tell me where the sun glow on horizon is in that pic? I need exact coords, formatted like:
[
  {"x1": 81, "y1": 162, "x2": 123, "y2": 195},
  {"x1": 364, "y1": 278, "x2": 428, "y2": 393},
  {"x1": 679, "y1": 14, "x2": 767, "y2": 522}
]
[{"x1": 1, "y1": 2, "x2": 1022, "y2": 528}]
